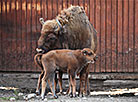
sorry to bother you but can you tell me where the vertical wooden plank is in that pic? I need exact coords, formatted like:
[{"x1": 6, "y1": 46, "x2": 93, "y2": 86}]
[
  {"x1": 98, "y1": 0, "x2": 101, "y2": 72},
  {"x1": 41, "y1": 0, "x2": 46, "y2": 19},
  {"x1": 106, "y1": 0, "x2": 112, "y2": 72},
  {"x1": 51, "y1": 0, "x2": 54, "y2": 18},
  {"x1": 35, "y1": 0, "x2": 38, "y2": 71},
  {"x1": 89, "y1": 0, "x2": 94, "y2": 24},
  {"x1": 62, "y1": 0, "x2": 66, "y2": 9},
  {"x1": 117, "y1": 0, "x2": 123, "y2": 72},
  {"x1": 58, "y1": 0, "x2": 62, "y2": 14},
  {"x1": 100, "y1": 0, "x2": 106, "y2": 72},
  {"x1": 22, "y1": 0, "x2": 26, "y2": 70},
  {"x1": 72, "y1": 0, "x2": 74, "y2": 5},
  {"x1": 31, "y1": 0, "x2": 37, "y2": 71},
  {"x1": 87, "y1": 0, "x2": 90, "y2": 20},
  {"x1": 83, "y1": 0, "x2": 85, "y2": 10},
  {"x1": 128, "y1": 0, "x2": 134, "y2": 72},
  {"x1": 93, "y1": 0, "x2": 96, "y2": 72},
  {"x1": 0, "y1": 0, "x2": 3, "y2": 70},
  {"x1": 66, "y1": 0, "x2": 69, "y2": 8},
  {"x1": 122, "y1": 0, "x2": 124, "y2": 72},
  {"x1": 123, "y1": 0, "x2": 129, "y2": 72},
  {"x1": 135, "y1": 0, "x2": 138, "y2": 72},
  {"x1": 5, "y1": 0, "x2": 8, "y2": 70},
  {"x1": 79, "y1": 0, "x2": 83, "y2": 7},
  {"x1": 115, "y1": 0, "x2": 119, "y2": 72},
  {"x1": 95, "y1": 0, "x2": 100, "y2": 72},
  {"x1": 26, "y1": 0, "x2": 31, "y2": 70},
  {"x1": 133, "y1": 0, "x2": 135, "y2": 72},
  {"x1": 111, "y1": 0, "x2": 117, "y2": 72},
  {"x1": 122, "y1": 0, "x2": 125, "y2": 72},
  {"x1": 25, "y1": 0, "x2": 28, "y2": 71},
  {"x1": 104, "y1": 0, "x2": 107, "y2": 72},
  {"x1": 52, "y1": 0, "x2": 57, "y2": 17},
  {"x1": 29, "y1": 0, "x2": 33, "y2": 71},
  {"x1": 15, "y1": 0, "x2": 18, "y2": 70},
  {"x1": 20, "y1": 0, "x2": 23, "y2": 70},
  {"x1": 14, "y1": 0, "x2": 21, "y2": 70},
  {"x1": 74, "y1": 0, "x2": 79, "y2": 6},
  {"x1": 48, "y1": 0, "x2": 52, "y2": 19}
]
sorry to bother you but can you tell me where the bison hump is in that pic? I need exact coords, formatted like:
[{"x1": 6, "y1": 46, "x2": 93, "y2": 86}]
[{"x1": 56, "y1": 6, "x2": 96, "y2": 50}]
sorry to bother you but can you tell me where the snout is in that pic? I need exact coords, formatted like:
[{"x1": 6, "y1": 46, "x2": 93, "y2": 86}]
[
  {"x1": 87, "y1": 60, "x2": 95, "y2": 64},
  {"x1": 36, "y1": 48, "x2": 44, "y2": 53},
  {"x1": 36, "y1": 45, "x2": 50, "y2": 53},
  {"x1": 87, "y1": 54, "x2": 97, "y2": 64}
]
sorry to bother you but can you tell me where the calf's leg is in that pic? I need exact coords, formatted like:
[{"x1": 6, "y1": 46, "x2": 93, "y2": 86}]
[
  {"x1": 58, "y1": 71, "x2": 63, "y2": 94},
  {"x1": 48, "y1": 74, "x2": 58, "y2": 99},
  {"x1": 41, "y1": 72, "x2": 48, "y2": 100},
  {"x1": 70, "y1": 75, "x2": 76, "y2": 97},
  {"x1": 36, "y1": 70, "x2": 44, "y2": 95}
]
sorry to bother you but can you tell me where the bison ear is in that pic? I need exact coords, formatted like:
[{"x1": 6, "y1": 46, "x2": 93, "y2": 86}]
[{"x1": 39, "y1": 18, "x2": 45, "y2": 25}]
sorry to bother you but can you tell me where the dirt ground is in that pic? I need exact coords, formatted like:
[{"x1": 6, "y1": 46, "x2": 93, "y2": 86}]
[
  {"x1": 0, "y1": 80, "x2": 138, "y2": 102},
  {"x1": 0, "y1": 73, "x2": 138, "y2": 102},
  {"x1": 0, "y1": 89, "x2": 138, "y2": 102}
]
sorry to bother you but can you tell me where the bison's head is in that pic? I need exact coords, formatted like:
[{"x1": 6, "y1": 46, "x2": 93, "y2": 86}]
[
  {"x1": 81, "y1": 48, "x2": 96, "y2": 63},
  {"x1": 36, "y1": 18, "x2": 62, "y2": 53}
]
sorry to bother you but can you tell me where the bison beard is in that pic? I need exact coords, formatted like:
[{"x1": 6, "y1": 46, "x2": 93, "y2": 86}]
[{"x1": 36, "y1": 6, "x2": 97, "y2": 97}]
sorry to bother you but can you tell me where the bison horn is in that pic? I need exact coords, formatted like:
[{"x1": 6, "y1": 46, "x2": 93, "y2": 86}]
[
  {"x1": 39, "y1": 18, "x2": 45, "y2": 25},
  {"x1": 55, "y1": 19, "x2": 62, "y2": 31}
]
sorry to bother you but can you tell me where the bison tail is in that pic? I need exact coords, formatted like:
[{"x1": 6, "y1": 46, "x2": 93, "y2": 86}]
[{"x1": 34, "y1": 53, "x2": 43, "y2": 71}]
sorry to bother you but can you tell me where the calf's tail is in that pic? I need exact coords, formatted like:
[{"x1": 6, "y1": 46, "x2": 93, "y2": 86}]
[{"x1": 34, "y1": 53, "x2": 43, "y2": 70}]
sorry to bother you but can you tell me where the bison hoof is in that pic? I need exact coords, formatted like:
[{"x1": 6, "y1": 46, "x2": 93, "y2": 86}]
[
  {"x1": 35, "y1": 91, "x2": 40, "y2": 95},
  {"x1": 79, "y1": 93, "x2": 83, "y2": 97},
  {"x1": 68, "y1": 92, "x2": 73, "y2": 98},
  {"x1": 54, "y1": 95, "x2": 58, "y2": 99},
  {"x1": 73, "y1": 94, "x2": 77, "y2": 98},
  {"x1": 41, "y1": 96, "x2": 45, "y2": 100}
]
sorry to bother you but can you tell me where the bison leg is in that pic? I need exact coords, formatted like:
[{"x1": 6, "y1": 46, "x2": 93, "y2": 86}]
[
  {"x1": 84, "y1": 73, "x2": 90, "y2": 95},
  {"x1": 54, "y1": 73, "x2": 58, "y2": 93},
  {"x1": 70, "y1": 75, "x2": 76, "y2": 97},
  {"x1": 41, "y1": 71, "x2": 48, "y2": 100},
  {"x1": 66, "y1": 75, "x2": 72, "y2": 96},
  {"x1": 79, "y1": 74, "x2": 84, "y2": 97},
  {"x1": 36, "y1": 70, "x2": 44, "y2": 95},
  {"x1": 58, "y1": 71, "x2": 63, "y2": 94},
  {"x1": 84, "y1": 64, "x2": 91, "y2": 96},
  {"x1": 48, "y1": 74, "x2": 58, "y2": 99}
]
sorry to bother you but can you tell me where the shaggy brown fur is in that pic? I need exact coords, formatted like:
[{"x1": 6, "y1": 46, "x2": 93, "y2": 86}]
[
  {"x1": 35, "y1": 48, "x2": 96, "y2": 99},
  {"x1": 36, "y1": 6, "x2": 97, "y2": 96},
  {"x1": 37, "y1": 6, "x2": 97, "y2": 52}
]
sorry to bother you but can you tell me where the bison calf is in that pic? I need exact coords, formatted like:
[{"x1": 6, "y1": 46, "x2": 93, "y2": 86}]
[{"x1": 35, "y1": 48, "x2": 96, "y2": 99}]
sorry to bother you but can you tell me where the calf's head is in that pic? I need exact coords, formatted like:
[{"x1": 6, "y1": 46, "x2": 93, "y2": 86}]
[
  {"x1": 81, "y1": 48, "x2": 96, "y2": 63},
  {"x1": 36, "y1": 18, "x2": 62, "y2": 53}
]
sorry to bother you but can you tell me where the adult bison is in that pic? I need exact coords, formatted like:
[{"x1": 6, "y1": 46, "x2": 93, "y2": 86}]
[{"x1": 36, "y1": 6, "x2": 97, "y2": 96}]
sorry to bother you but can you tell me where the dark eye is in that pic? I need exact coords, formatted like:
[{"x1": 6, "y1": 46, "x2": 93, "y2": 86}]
[
  {"x1": 88, "y1": 52, "x2": 93, "y2": 56},
  {"x1": 50, "y1": 37, "x2": 56, "y2": 40}
]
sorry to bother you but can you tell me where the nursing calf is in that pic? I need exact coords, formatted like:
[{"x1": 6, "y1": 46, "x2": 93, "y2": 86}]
[{"x1": 36, "y1": 48, "x2": 96, "y2": 99}]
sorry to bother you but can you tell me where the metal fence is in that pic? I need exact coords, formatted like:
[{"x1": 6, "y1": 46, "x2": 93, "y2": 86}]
[{"x1": 0, "y1": 0, "x2": 138, "y2": 73}]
